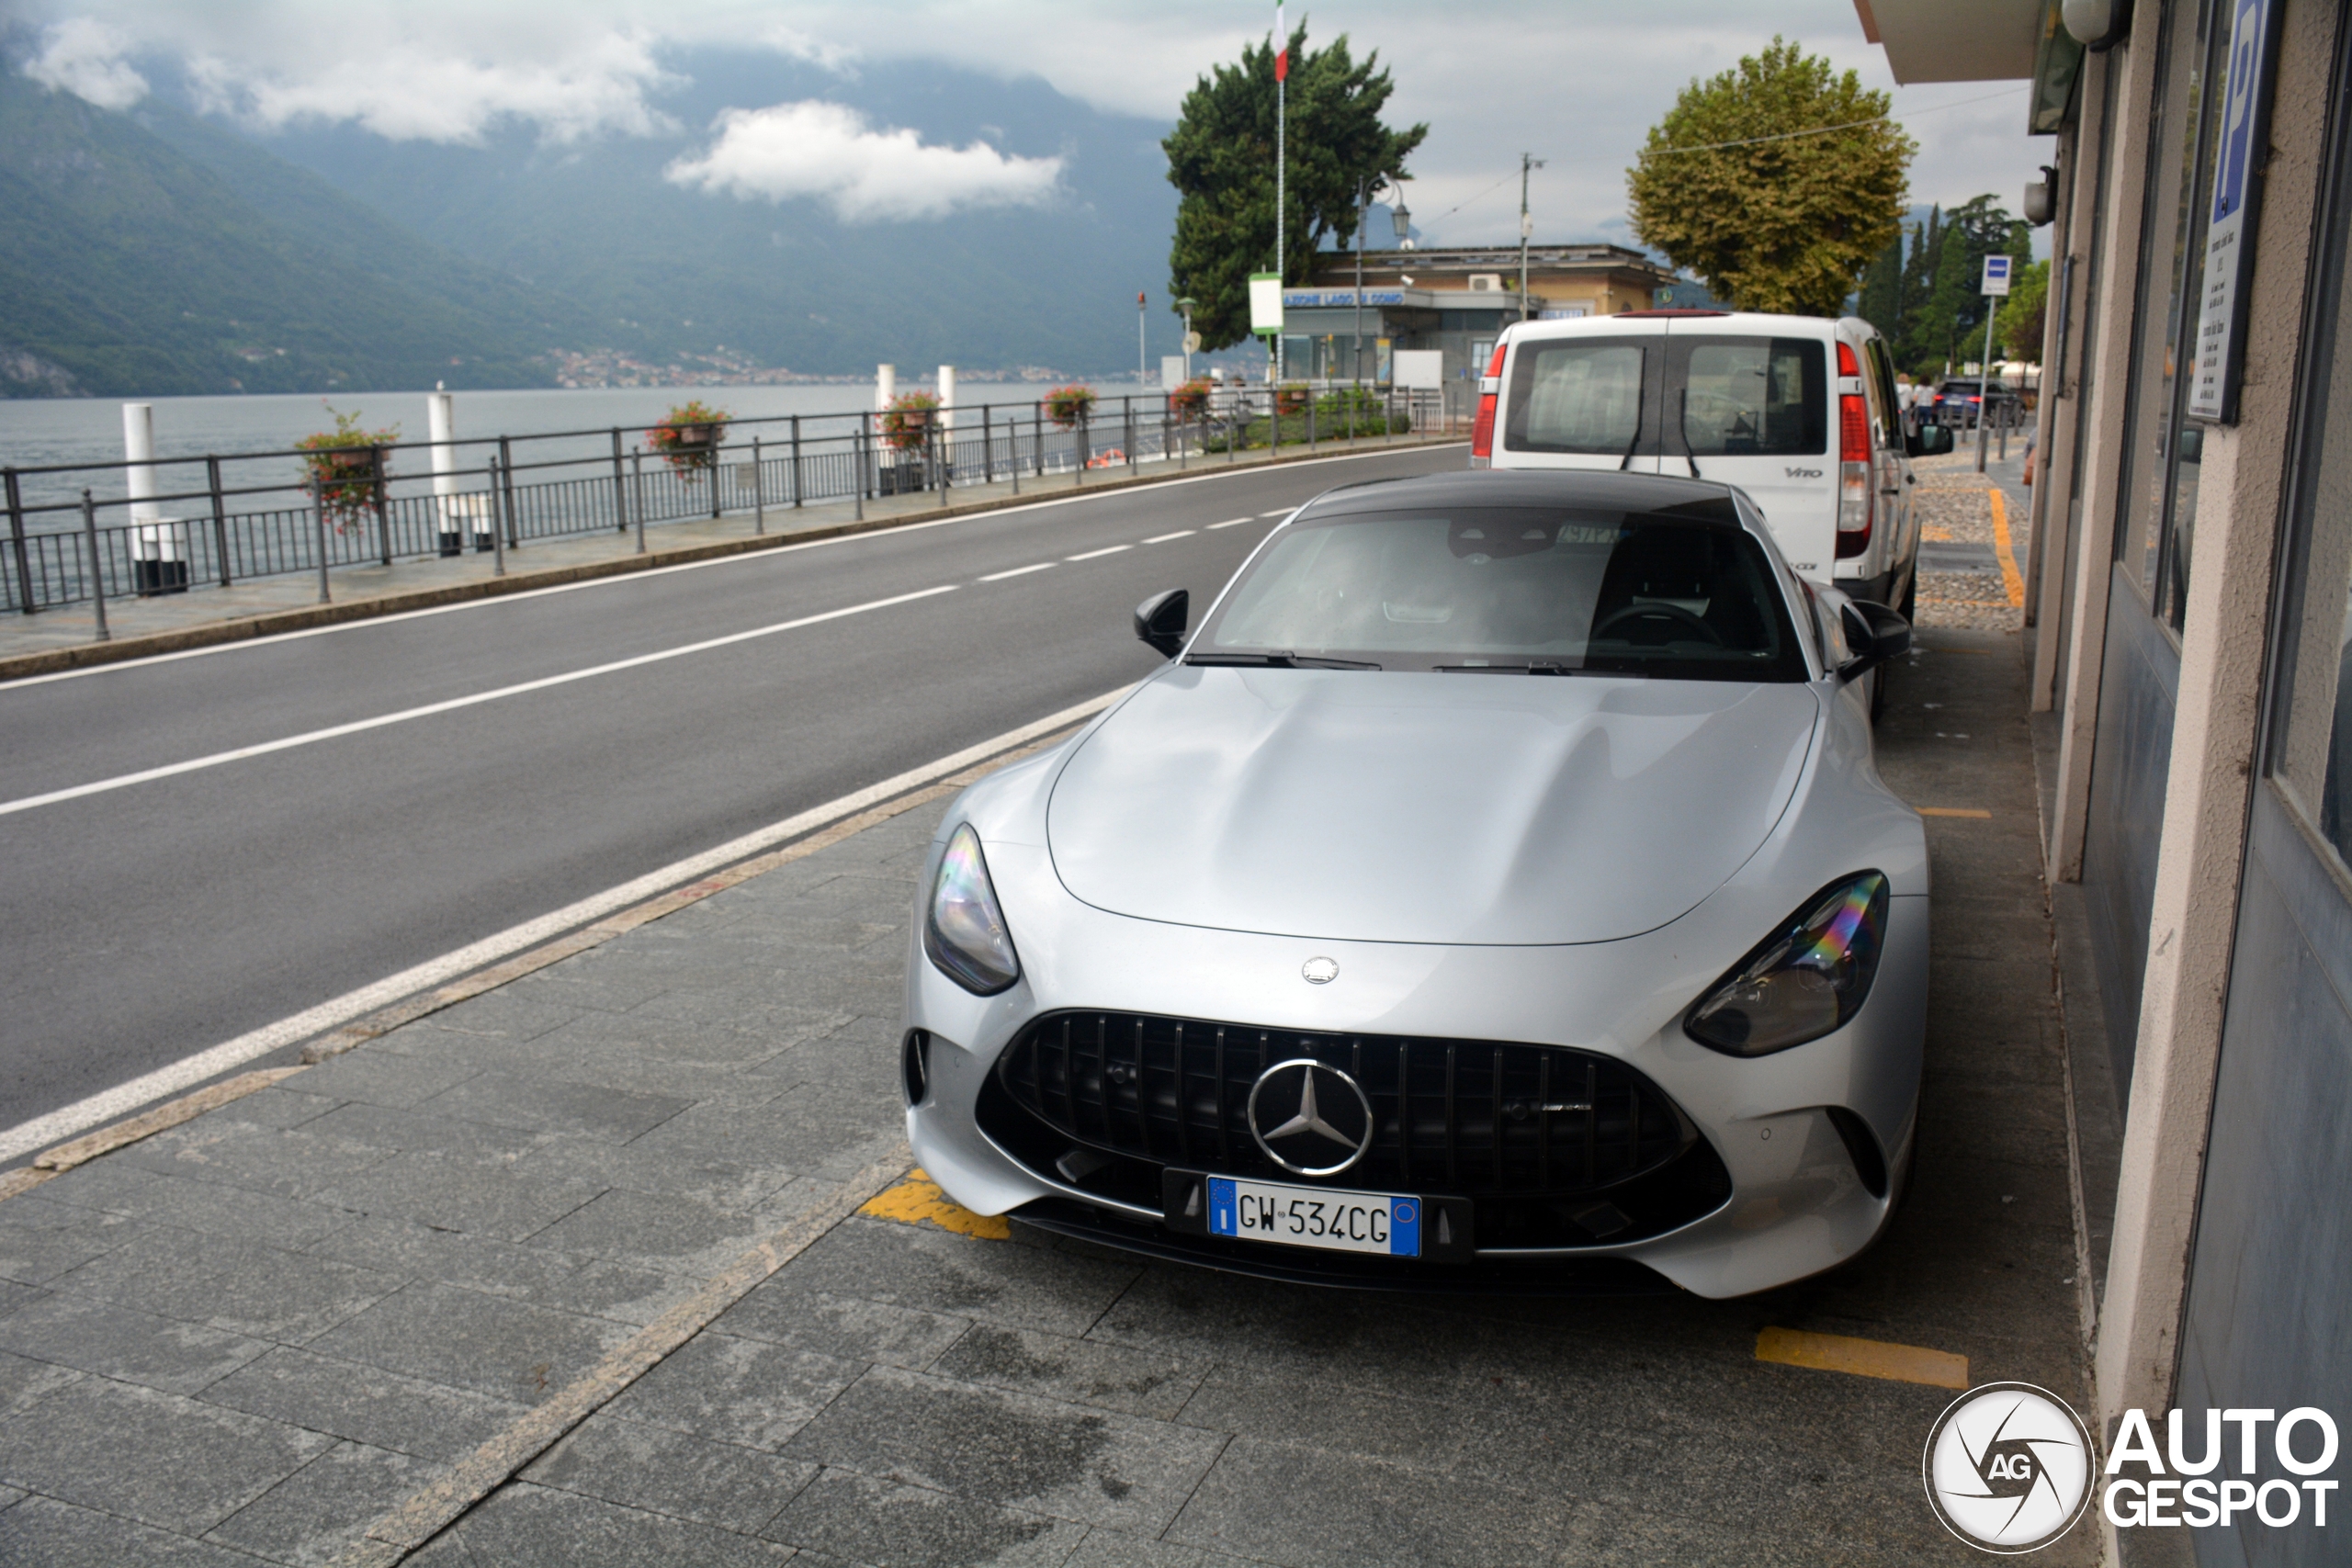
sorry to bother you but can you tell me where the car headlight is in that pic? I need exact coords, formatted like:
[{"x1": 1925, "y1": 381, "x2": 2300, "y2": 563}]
[
  {"x1": 923, "y1": 823, "x2": 1020, "y2": 995},
  {"x1": 1683, "y1": 872, "x2": 1890, "y2": 1056}
]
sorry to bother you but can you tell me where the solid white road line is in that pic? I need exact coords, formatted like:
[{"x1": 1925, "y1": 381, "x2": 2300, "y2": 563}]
[
  {"x1": 978, "y1": 562, "x2": 1056, "y2": 581},
  {"x1": 1066, "y1": 545, "x2": 1131, "y2": 560},
  {"x1": 1142, "y1": 531, "x2": 1196, "y2": 543},
  {"x1": 0, "y1": 586, "x2": 959, "y2": 820},
  {"x1": 0, "y1": 685, "x2": 1132, "y2": 1165},
  {"x1": 2, "y1": 444, "x2": 1465, "y2": 691},
  {"x1": 1207, "y1": 517, "x2": 1257, "y2": 529}
]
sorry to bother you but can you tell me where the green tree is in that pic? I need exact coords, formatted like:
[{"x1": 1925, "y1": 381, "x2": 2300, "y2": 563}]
[
  {"x1": 1897, "y1": 195, "x2": 2030, "y2": 374},
  {"x1": 1164, "y1": 22, "x2": 1427, "y2": 353},
  {"x1": 1858, "y1": 231, "x2": 1904, "y2": 340},
  {"x1": 1626, "y1": 38, "x2": 1914, "y2": 316},
  {"x1": 1996, "y1": 257, "x2": 2052, "y2": 362}
]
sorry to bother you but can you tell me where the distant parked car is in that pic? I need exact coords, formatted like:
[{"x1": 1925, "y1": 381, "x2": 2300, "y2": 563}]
[{"x1": 1929, "y1": 378, "x2": 2020, "y2": 430}]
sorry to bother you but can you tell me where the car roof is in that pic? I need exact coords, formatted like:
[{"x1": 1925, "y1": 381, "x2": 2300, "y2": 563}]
[{"x1": 1297, "y1": 468, "x2": 1744, "y2": 519}]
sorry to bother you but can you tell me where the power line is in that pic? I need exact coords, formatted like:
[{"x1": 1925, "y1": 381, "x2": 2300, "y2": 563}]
[{"x1": 1637, "y1": 85, "x2": 2029, "y2": 158}]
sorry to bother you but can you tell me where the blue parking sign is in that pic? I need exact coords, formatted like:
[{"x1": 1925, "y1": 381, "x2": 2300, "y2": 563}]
[{"x1": 2189, "y1": 0, "x2": 2278, "y2": 423}]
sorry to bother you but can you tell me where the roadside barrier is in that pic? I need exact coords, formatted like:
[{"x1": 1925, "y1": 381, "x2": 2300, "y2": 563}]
[{"x1": 1, "y1": 385, "x2": 1441, "y2": 618}]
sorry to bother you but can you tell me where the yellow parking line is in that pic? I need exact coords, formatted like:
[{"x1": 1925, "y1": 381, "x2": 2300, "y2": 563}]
[
  {"x1": 1756, "y1": 1326, "x2": 1969, "y2": 1389},
  {"x1": 1986, "y1": 490, "x2": 2026, "y2": 608},
  {"x1": 859, "y1": 1168, "x2": 1012, "y2": 1240},
  {"x1": 1917, "y1": 807, "x2": 1994, "y2": 818}
]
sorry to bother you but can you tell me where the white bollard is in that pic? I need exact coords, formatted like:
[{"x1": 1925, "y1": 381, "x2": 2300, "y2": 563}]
[
  {"x1": 938, "y1": 365, "x2": 956, "y2": 432},
  {"x1": 121, "y1": 402, "x2": 187, "y2": 596},
  {"x1": 876, "y1": 364, "x2": 896, "y2": 410},
  {"x1": 427, "y1": 389, "x2": 460, "y2": 557}
]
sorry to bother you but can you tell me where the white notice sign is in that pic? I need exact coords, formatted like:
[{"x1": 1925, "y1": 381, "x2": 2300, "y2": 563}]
[
  {"x1": 2189, "y1": 0, "x2": 2279, "y2": 423},
  {"x1": 1248, "y1": 273, "x2": 1284, "y2": 336},
  {"x1": 1982, "y1": 254, "x2": 2012, "y2": 297}
]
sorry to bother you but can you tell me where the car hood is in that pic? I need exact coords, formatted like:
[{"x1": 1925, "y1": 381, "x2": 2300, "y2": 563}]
[{"x1": 1045, "y1": 668, "x2": 1820, "y2": 945}]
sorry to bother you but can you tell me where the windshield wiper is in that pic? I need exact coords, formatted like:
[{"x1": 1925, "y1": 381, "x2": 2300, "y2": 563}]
[
  {"x1": 1185, "y1": 650, "x2": 1382, "y2": 670},
  {"x1": 1433, "y1": 659, "x2": 1584, "y2": 675}
]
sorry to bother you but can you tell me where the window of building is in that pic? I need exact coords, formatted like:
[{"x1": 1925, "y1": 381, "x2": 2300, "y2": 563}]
[
  {"x1": 2114, "y1": 0, "x2": 2227, "y2": 622},
  {"x1": 2269, "y1": 67, "x2": 2352, "y2": 880}
]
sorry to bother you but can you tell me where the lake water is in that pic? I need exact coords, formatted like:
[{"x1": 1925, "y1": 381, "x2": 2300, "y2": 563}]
[{"x1": 0, "y1": 379, "x2": 1167, "y2": 519}]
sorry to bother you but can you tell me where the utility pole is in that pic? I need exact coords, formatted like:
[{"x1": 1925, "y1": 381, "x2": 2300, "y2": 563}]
[
  {"x1": 1518, "y1": 153, "x2": 1547, "y2": 326},
  {"x1": 1137, "y1": 291, "x2": 1148, "y2": 386},
  {"x1": 1274, "y1": 0, "x2": 1287, "y2": 383},
  {"x1": 1353, "y1": 177, "x2": 1369, "y2": 392}
]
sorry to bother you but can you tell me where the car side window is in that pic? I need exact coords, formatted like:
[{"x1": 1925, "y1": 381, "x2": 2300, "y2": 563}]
[{"x1": 1864, "y1": 340, "x2": 1904, "y2": 449}]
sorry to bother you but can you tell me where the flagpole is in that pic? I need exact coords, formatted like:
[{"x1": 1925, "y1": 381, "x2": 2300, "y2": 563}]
[{"x1": 1275, "y1": 0, "x2": 1285, "y2": 386}]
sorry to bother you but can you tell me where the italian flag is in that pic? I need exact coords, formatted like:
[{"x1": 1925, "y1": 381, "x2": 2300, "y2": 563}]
[{"x1": 1274, "y1": 2, "x2": 1287, "y2": 81}]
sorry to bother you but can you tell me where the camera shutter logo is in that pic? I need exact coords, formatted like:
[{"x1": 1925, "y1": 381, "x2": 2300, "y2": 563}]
[{"x1": 1923, "y1": 1382, "x2": 2096, "y2": 1552}]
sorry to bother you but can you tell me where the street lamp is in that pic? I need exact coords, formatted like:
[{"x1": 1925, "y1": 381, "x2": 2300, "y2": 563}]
[{"x1": 1390, "y1": 191, "x2": 1413, "y2": 251}]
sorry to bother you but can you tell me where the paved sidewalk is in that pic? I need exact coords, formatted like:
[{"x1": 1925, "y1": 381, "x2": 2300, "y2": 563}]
[
  {"x1": 0, "y1": 434, "x2": 1449, "y2": 678},
  {"x1": 0, "y1": 631, "x2": 2093, "y2": 1566}
]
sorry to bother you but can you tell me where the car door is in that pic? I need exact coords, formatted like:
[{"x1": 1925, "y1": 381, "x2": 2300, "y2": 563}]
[
  {"x1": 1496, "y1": 329, "x2": 1668, "y2": 474},
  {"x1": 1659, "y1": 328, "x2": 1836, "y2": 577},
  {"x1": 1863, "y1": 335, "x2": 1917, "y2": 603}
]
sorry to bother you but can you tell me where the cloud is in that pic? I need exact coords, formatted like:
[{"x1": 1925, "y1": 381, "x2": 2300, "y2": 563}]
[
  {"x1": 25, "y1": 19, "x2": 149, "y2": 109},
  {"x1": 666, "y1": 100, "x2": 1064, "y2": 222},
  {"x1": 182, "y1": 29, "x2": 678, "y2": 143}
]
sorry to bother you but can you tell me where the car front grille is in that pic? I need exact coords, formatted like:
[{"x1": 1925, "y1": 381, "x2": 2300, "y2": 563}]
[{"x1": 989, "y1": 1010, "x2": 1696, "y2": 1198}]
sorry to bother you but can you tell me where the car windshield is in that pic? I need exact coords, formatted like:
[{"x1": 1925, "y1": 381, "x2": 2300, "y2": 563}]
[{"x1": 1194, "y1": 499, "x2": 1810, "y2": 680}]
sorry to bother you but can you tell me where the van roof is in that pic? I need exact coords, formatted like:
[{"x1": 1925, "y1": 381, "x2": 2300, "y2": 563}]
[{"x1": 1506, "y1": 310, "x2": 1872, "y2": 341}]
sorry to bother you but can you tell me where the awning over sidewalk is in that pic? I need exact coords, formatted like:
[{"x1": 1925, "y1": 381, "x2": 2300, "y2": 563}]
[{"x1": 1850, "y1": 0, "x2": 2042, "y2": 82}]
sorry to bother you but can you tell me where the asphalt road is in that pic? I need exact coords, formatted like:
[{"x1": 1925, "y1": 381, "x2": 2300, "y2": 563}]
[{"x1": 0, "y1": 446, "x2": 1465, "y2": 1142}]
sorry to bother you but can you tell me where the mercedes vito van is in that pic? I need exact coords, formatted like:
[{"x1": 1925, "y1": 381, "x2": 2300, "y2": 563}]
[{"x1": 1469, "y1": 310, "x2": 1950, "y2": 616}]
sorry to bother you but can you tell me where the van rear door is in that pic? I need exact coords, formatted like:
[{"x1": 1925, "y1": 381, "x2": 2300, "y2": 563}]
[
  {"x1": 1497, "y1": 331, "x2": 1666, "y2": 474},
  {"x1": 1659, "y1": 332, "x2": 1836, "y2": 577}
]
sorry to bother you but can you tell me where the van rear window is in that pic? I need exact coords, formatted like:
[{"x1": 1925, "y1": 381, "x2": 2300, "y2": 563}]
[
  {"x1": 1503, "y1": 342, "x2": 1647, "y2": 455},
  {"x1": 1679, "y1": 337, "x2": 1826, "y2": 457}
]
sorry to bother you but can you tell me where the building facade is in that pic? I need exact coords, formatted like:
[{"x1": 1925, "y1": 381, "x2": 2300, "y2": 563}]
[
  {"x1": 1861, "y1": 2, "x2": 2350, "y2": 1562},
  {"x1": 1290, "y1": 244, "x2": 1676, "y2": 388}
]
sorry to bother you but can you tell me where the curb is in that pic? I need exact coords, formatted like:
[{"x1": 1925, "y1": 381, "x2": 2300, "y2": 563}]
[{"x1": 0, "y1": 437, "x2": 1462, "y2": 682}]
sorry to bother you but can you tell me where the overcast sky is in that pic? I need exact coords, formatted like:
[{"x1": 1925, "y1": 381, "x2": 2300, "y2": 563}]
[{"x1": 11, "y1": 1, "x2": 2055, "y2": 253}]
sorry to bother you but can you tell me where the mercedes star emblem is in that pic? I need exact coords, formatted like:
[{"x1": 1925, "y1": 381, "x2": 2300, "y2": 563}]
[
  {"x1": 1246, "y1": 1058, "x2": 1375, "y2": 1176},
  {"x1": 1301, "y1": 956, "x2": 1340, "y2": 985}
]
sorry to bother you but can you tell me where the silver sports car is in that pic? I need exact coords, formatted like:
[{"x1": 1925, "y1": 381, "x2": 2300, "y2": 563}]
[{"x1": 900, "y1": 469, "x2": 1927, "y2": 1298}]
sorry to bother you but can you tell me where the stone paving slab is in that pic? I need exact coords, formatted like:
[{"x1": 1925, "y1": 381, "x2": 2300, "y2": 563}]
[{"x1": 0, "y1": 626, "x2": 2098, "y2": 1565}]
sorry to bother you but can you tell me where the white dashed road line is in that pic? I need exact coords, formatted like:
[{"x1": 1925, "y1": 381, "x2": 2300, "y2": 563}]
[
  {"x1": 1259, "y1": 509, "x2": 1293, "y2": 517},
  {"x1": 1066, "y1": 545, "x2": 1132, "y2": 560},
  {"x1": 1142, "y1": 531, "x2": 1196, "y2": 543},
  {"x1": 978, "y1": 562, "x2": 1056, "y2": 581},
  {"x1": 1208, "y1": 517, "x2": 1257, "y2": 529},
  {"x1": 0, "y1": 585, "x2": 960, "y2": 820}
]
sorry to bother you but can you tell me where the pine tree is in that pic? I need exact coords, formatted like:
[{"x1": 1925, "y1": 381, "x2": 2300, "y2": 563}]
[
  {"x1": 1858, "y1": 231, "x2": 1904, "y2": 338},
  {"x1": 1164, "y1": 25, "x2": 1426, "y2": 353}
]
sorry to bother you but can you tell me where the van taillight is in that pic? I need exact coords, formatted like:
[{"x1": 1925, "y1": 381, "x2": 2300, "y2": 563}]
[
  {"x1": 1837, "y1": 340, "x2": 1862, "y2": 378},
  {"x1": 1837, "y1": 391, "x2": 1872, "y2": 558},
  {"x1": 1470, "y1": 340, "x2": 1509, "y2": 466},
  {"x1": 1471, "y1": 392, "x2": 1498, "y2": 463}
]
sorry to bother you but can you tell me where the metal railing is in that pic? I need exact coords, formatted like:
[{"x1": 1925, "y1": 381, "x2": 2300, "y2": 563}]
[{"x1": 3, "y1": 386, "x2": 1446, "y2": 621}]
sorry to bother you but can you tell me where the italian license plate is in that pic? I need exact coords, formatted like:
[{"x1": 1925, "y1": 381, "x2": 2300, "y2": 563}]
[{"x1": 1206, "y1": 1176, "x2": 1422, "y2": 1258}]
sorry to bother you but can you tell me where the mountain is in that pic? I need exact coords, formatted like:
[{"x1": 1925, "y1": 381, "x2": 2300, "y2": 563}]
[
  {"x1": 172, "y1": 49, "x2": 1181, "y2": 379},
  {"x1": 0, "y1": 69, "x2": 592, "y2": 397}
]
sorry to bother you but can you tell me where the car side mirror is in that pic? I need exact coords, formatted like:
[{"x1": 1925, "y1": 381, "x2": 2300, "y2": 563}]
[
  {"x1": 1838, "y1": 599, "x2": 1912, "y2": 682},
  {"x1": 1907, "y1": 424, "x2": 1954, "y2": 458},
  {"x1": 1134, "y1": 588, "x2": 1189, "y2": 659}
]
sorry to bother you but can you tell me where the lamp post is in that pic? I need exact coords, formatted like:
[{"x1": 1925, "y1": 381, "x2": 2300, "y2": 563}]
[{"x1": 1137, "y1": 290, "x2": 1148, "y2": 386}]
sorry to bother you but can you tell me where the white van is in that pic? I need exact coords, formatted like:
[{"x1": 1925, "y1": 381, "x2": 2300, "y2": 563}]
[{"x1": 1469, "y1": 310, "x2": 1951, "y2": 616}]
